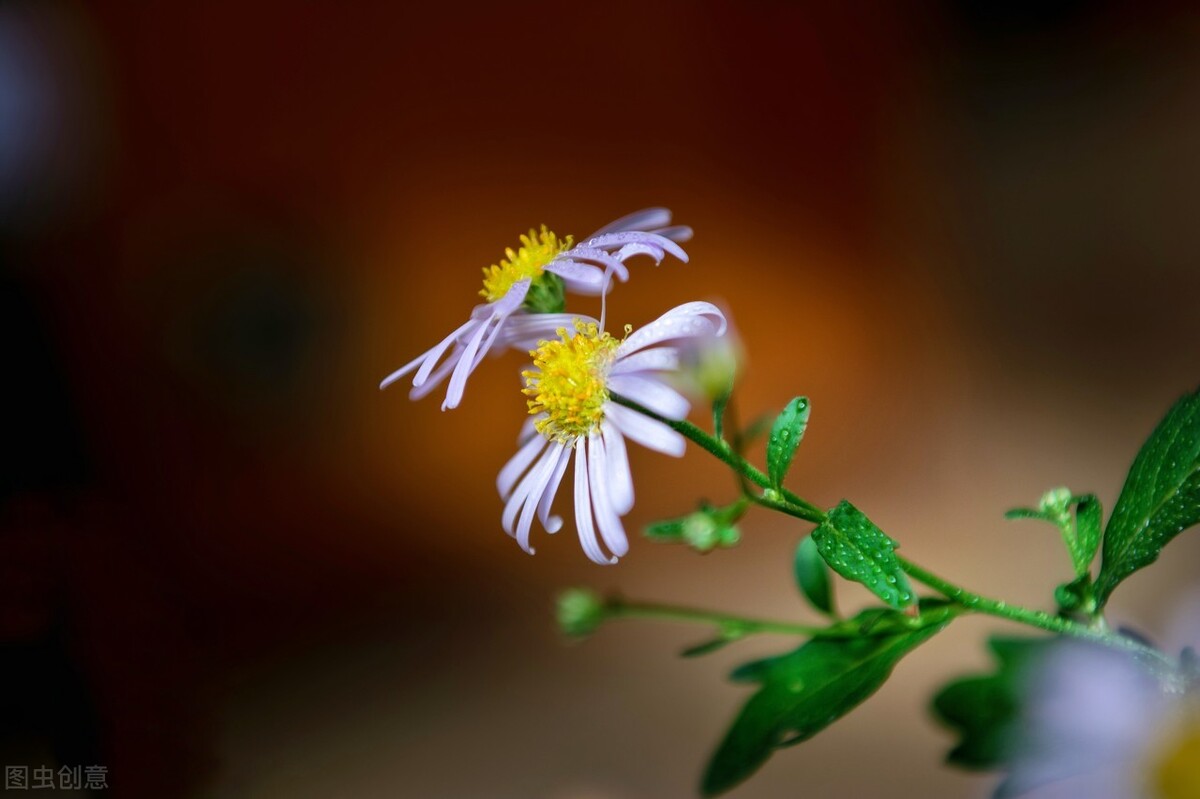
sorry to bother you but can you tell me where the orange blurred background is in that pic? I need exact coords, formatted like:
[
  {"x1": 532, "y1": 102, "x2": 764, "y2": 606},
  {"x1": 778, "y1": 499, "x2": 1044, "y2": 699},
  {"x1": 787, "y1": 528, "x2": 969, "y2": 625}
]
[{"x1": 2, "y1": 2, "x2": 1199, "y2": 797}]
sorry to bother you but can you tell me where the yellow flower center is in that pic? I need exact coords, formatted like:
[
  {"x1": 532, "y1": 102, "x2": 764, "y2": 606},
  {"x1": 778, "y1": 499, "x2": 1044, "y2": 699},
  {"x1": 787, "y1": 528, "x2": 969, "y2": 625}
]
[
  {"x1": 523, "y1": 321, "x2": 621, "y2": 443},
  {"x1": 1151, "y1": 712, "x2": 1200, "y2": 799},
  {"x1": 480, "y1": 225, "x2": 573, "y2": 303}
]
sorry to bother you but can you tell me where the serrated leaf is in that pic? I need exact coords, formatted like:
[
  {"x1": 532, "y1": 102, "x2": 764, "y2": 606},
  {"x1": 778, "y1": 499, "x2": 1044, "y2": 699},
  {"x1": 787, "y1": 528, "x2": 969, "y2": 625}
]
[
  {"x1": 1096, "y1": 388, "x2": 1200, "y2": 605},
  {"x1": 793, "y1": 535, "x2": 835, "y2": 616},
  {"x1": 703, "y1": 609, "x2": 952, "y2": 796},
  {"x1": 766, "y1": 397, "x2": 810, "y2": 489},
  {"x1": 931, "y1": 637, "x2": 1050, "y2": 770},
  {"x1": 812, "y1": 500, "x2": 914, "y2": 609},
  {"x1": 1073, "y1": 494, "x2": 1101, "y2": 573}
]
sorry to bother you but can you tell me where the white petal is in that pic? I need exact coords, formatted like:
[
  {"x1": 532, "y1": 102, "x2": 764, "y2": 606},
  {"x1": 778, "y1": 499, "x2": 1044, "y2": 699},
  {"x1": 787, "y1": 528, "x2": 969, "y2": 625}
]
[
  {"x1": 650, "y1": 224, "x2": 693, "y2": 243},
  {"x1": 587, "y1": 433, "x2": 629, "y2": 557},
  {"x1": 516, "y1": 414, "x2": 540, "y2": 445},
  {"x1": 476, "y1": 279, "x2": 531, "y2": 317},
  {"x1": 606, "y1": 403, "x2": 686, "y2": 457},
  {"x1": 442, "y1": 311, "x2": 497, "y2": 410},
  {"x1": 537, "y1": 442, "x2": 571, "y2": 534},
  {"x1": 502, "y1": 444, "x2": 557, "y2": 538},
  {"x1": 618, "y1": 301, "x2": 726, "y2": 357},
  {"x1": 500, "y1": 313, "x2": 598, "y2": 350},
  {"x1": 580, "y1": 232, "x2": 688, "y2": 263},
  {"x1": 610, "y1": 347, "x2": 679, "y2": 376},
  {"x1": 407, "y1": 349, "x2": 461, "y2": 400},
  {"x1": 498, "y1": 431, "x2": 548, "y2": 499},
  {"x1": 608, "y1": 374, "x2": 690, "y2": 420},
  {"x1": 613, "y1": 242, "x2": 665, "y2": 264},
  {"x1": 516, "y1": 445, "x2": 566, "y2": 554},
  {"x1": 543, "y1": 259, "x2": 605, "y2": 288},
  {"x1": 601, "y1": 422, "x2": 634, "y2": 515},
  {"x1": 573, "y1": 442, "x2": 614, "y2": 564},
  {"x1": 586, "y1": 208, "x2": 673, "y2": 238},
  {"x1": 379, "y1": 317, "x2": 475, "y2": 390},
  {"x1": 558, "y1": 246, "x2": 631, "y2": 281}
]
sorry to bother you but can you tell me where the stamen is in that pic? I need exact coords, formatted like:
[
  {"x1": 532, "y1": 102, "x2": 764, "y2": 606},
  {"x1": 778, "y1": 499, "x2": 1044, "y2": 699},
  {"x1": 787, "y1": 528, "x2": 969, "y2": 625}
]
[
  {"x1": 480, "y1": 226, "x2": 573, "y2": 303},
  {"x1": 523, "y1": 321, "x2": 620, "y2": 443}
]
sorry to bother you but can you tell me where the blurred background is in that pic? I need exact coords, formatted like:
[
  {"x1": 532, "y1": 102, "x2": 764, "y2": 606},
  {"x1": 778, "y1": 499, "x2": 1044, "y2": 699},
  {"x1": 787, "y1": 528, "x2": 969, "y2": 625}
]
[{"x1": 2, "y1": 2, "x2": 1199, "y2": 797}]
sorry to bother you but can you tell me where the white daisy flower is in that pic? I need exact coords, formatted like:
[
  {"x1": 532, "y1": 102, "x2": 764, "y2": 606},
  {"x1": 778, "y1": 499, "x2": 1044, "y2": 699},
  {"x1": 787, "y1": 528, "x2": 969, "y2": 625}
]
[
  {"x1": 379, "y1": 208, "x2": 691, "y2": 410},
  {"x1": 1003, "y1": 592, "x2": 1200, "y2": 799},
  {"x1": 496, "y1": 301, "x2": 727, "y2": 564}
]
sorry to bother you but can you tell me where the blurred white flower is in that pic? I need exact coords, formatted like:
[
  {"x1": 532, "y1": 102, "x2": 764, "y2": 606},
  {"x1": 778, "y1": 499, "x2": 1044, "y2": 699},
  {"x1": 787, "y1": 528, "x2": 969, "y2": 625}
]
[
  {"x1": 497, "y1": 302, "x2": 726, "y2": 564},
  {"x1": 1004, "y1": 592, "x2": 1200, "y2": 799},
  {"x1": 379, "y1": 209, "x2": 690, "y2": 410},
  {"x1": 672, "y1": 304, "x2": 743, "y2": 402}
]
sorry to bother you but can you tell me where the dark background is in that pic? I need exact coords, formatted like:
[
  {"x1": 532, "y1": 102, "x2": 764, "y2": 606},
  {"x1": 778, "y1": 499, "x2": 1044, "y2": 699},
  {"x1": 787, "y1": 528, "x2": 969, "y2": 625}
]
[{"x1": 2, "y1": 2, "x2": 1199, "y2": 797}]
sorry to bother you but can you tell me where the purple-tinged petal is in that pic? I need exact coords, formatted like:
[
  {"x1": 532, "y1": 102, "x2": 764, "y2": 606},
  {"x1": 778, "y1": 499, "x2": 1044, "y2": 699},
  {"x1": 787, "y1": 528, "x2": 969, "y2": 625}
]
[
  {"x1": 466, "y1": 308, "x2": 514, "y2": 374},
  {"x1": 608, "y1": 374, "x2": 690, "y2": 420},
  {"x1": 442, "y1": 311, "x2": 496, "y2": 410},
  {"x1": 609, "y1": 346, "x2": 679, "y2": 376},
  {"x1": 618, "y1": 302, "x2": 726, "y2": 356},
  {"x1": 601, "y1": 422, "x2": 634, "y2": 515},
  {"x1": 613, "y1": 242, "x2": 665, "y2": 264},
  {"x1": 516, "y1": 444, "x2": 566, "y2": 554},
  {"x1": 573, "y1": 442, "x2": 615, "y2": 564},
  {"x1": 516, "y1": 414, "x2": 540, "y2": 445},
  {"x1": 605, "y1": 403, "x2": 686, "y2": 457},
  {"x1": 650, "y1": 225, "x2": 693, "y2": 243},
  {"x1": 500, "y1": 313, "x2": 599, "y2": 350},
  {"x1": 543, "y1": 259, "x2": 606, "y2": 288},
  {"x1": 470, "y1": 279, "x2": 530, "y2": 320},
  {"x1": 579, "y1": 232, "x2": 688, "y2": 263},
  {"x1": 502, "y1": 446, "x2": 554, "y2": 536},
  {"x1": 557, "y1": 247, "x2": 631, "y2": 282},
  {"x1": 408, "y1": 353, "x2": 460, "y2": 400},
  {"x1": 586, "y1": 208, "x2": 673, "y2": 238},
  {"x1": 537, "y1": 442, "x2": 571, "y2": 534},
  {"x1": 498, "y1": 428, "x2": 548, "y2": 499},
  {"x1": 587, "y1": 433, "x2": 629, "y2": 557},
  {"x1": 379, "y1": 317, "x2": 475, "y2": 391}
]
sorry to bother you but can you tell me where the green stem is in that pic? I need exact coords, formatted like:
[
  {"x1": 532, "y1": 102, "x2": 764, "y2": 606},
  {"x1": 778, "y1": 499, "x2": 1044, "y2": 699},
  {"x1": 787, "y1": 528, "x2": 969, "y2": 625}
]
[
  {"x1": 610, "y1": 393, "x2": 826, "y2": 523},
  {"x1": 612, "y1": 393, "x2": 1174, "y2": 668},
  {"x1": 897, "y1": 556, "x2": 1173, "y2": 668},
  {"x1": 713, "y1": 392, "x2": 730, "y2": 442},
  {"x1": 605, "y1": 597, "x2": 823, "y2": 638}
]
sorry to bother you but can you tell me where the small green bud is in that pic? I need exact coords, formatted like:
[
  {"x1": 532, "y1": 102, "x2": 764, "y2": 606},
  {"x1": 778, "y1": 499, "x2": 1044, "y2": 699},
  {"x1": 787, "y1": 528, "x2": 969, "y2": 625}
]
[
  {"x1": 682, "y1": 511, "x2": 721, "y2": 551},
  {"x1": 556, "y1": 588, "x2": 606, "y2": 638},
  {"x1": 681, "y1": 511, "x2": 740, "y2": 553},
  {"x1": 675, "y1": 314, "x2": 743, "y2": 401},
  {"x1": 1038, "y1": 487, "x2": 1073, "y2": 521}
]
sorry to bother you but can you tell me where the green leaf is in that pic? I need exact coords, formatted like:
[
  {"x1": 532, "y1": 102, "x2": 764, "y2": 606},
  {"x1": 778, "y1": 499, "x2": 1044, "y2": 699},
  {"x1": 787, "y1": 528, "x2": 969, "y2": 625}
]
[
  {"x1": 1096, "y1": 388, "x2": 1200, "y2": 605},
  {"x1": 1005, "y1": 490, "x2": 1103, "y2": 578},
  {"x1": 812, "y1": 500, "x2": 914, "y2": 610},
  {"x1": 703, "y1": 609, "x2": 952, "y2": 795},
  {"x1": 766, "y1": 397, "x2": 810, "y2": 489},
  {"x1": 1073, "y1": 494, "x2": 1102, "y2": 573},
  {"x1": 681, "y1": 636, "x2": 739, "y2": 658},
  {"x1": 645, "y1": 517, "x2": 687, "y2": 541},
  {"x1": 931, "y1": 637, "x2": 1050, "y2": 770},
  {"x1": 1002, "y1": 508, "x2": 1044, "y2": 521},
  {"x1": 1053, "y1": 575, "x2": 1092, "y2": 613},
  {"x1": 793, "y1": 535, "x2": 835, "y2": 616}
]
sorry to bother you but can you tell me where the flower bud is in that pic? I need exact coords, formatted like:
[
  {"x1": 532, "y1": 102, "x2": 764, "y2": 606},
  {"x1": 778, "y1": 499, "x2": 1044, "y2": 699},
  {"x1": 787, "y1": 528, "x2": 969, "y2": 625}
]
[{"x1": 555, "y1": 588, "x2": 606, "y2": 638}]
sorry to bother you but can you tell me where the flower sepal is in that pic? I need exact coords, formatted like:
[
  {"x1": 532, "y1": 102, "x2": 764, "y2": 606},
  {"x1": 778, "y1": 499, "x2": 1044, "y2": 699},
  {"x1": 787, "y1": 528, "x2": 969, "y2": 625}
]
[
  {"x1": 522, "y1": 271, "x2": 566, "y2": 314},
  {"x1": 645, "y1": 498, "x2": 748, "y2": 554}
]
